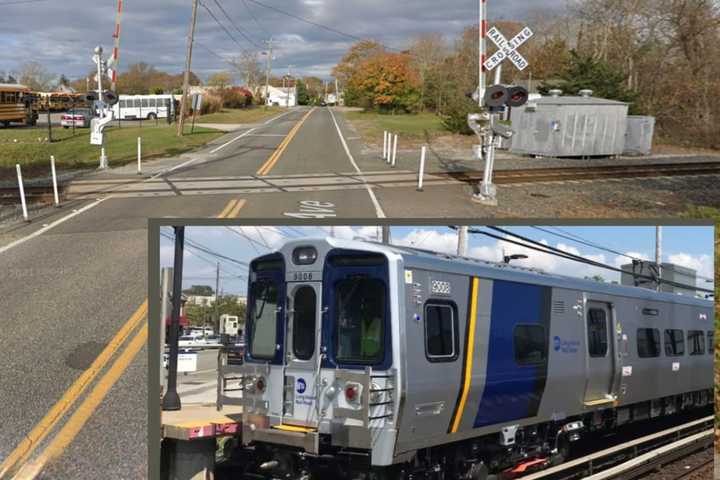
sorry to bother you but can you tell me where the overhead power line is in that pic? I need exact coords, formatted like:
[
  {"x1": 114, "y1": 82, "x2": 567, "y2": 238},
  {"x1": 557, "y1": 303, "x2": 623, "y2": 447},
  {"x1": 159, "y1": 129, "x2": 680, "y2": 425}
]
[
  {"x1": 532, "y1": 226, "x2": 714, "y2": 283},
  {"x1": 0, "y1": 0, "x2": 49, "y2": 5},
  {"x1": 199, "y1": 1, "x2": 251, "y2": 53},
  {"x1": 244, "y1": 0, "x2": 404, "y2": 53},
  {"x1": 484, "y1": 226, "x2": 713, "y2": 294},
  {"x1": 241, "y1": 0, "x2": 269, "y2": 38},
  {"x1": 212, "y1": 0, "x2": 263, "y2": 49}
]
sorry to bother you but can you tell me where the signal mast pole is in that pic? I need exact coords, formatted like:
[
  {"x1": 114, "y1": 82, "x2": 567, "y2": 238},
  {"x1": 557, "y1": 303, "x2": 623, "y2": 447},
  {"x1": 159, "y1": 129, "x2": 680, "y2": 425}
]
[
  {"x1": 478, "y1": 0, "x2": 487, "y2": 106},
  {"x1": 110, "y1": 0, "x2": 123, "y2": 92}
]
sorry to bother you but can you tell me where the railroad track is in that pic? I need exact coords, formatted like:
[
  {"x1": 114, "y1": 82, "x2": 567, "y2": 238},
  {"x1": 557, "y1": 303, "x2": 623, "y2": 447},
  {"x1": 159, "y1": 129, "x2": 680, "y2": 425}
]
[
  {"x1": 1, "y1": 161, "x2": 718, "y2": 204},
  {"x1": 520, "y1": 416, "x2": 714, "y2": 480},
  {"x1": 444, "y1": 161, "x2": 720, "y2": 184}
]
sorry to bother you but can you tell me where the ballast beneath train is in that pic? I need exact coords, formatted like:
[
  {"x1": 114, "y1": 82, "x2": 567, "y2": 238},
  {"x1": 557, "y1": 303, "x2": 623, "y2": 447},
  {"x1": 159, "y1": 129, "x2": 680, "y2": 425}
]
[{"x1": 219, "y1": 237, "x2": 713, "y2": 479}]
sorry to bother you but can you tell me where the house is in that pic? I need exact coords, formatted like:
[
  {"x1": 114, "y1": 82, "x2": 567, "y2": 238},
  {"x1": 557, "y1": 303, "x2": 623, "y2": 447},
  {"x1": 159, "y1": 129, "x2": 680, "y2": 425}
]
[
  {"x1": 186, "y1": 294, "x2": 216, "y2": 306},
  {"x1": 258, "y1": 85, "x2": 296, "y2": 107}
]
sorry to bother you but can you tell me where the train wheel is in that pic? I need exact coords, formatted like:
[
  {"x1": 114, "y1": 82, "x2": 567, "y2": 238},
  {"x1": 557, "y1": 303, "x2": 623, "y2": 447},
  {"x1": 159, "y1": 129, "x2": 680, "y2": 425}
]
[{"x1": 467, "y1": 462, "x2": 490, "y2": 480}]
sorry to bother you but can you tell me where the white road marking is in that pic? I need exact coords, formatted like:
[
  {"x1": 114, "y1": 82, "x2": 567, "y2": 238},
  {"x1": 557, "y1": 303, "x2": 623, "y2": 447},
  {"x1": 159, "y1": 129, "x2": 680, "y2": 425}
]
[
  {"x1": 209, "y1": 127, "x2": 257, "y2": 154},
  {"x1": 247, "y1": 134, "x2": 287, "y2": 137},
  {"x1": 0, "y1": 198, "x2": 107, "y2": 255},
  {"x1": 209, "y1": 109, "x2": 297, "y2": 154},
  {"x1": 327, "y1": 107, "x2": 386, "y2": 218}
]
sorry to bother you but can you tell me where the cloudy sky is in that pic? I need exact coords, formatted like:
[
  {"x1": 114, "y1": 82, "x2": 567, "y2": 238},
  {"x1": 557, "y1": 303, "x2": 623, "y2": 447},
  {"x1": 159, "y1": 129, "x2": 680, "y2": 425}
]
[
  {"x1": 2, "y1": 0, "x2": 567, "y2": 83},
  {"x1": 159, "y1": 225, "x2": 715, "y2": 296}
]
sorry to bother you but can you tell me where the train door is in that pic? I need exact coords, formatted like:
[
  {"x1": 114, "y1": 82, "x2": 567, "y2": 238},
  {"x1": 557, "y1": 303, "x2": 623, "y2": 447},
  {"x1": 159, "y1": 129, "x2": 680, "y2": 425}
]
[
  {"x1": 282, "y1": 282, "x2": 322, "y2": 427},
  {"x1": 584, "y1": 301, "x2": 615, "y2": 403}
]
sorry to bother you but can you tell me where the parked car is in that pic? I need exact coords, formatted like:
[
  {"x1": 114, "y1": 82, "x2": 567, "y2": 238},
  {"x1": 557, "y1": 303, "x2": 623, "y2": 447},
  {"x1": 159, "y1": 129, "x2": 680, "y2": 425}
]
[
  {"x1": 61, "y1": 108, "x2": 94, "y2": 128},
  {"x1": 227, "y1": 343, "x2": 245, "y2": 365}
]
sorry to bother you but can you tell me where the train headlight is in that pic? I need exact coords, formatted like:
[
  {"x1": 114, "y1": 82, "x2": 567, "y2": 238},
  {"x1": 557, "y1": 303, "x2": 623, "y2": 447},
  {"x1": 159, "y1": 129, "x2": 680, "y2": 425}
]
[
  {"x1": 255, "y1": 376, "x2": 266, "y2": 393},
  {"x1": 345, "y1": 383, "x2": 360, "y2": 403},
  {"x1": 293, "y1": 246, "x2": 318, "y2": 265}
]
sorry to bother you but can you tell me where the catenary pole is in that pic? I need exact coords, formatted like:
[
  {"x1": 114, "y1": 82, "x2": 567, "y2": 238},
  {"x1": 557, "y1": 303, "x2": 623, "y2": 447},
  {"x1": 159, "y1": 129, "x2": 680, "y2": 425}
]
[
  {"x1": 457, "y1": 226, "x2": 468, "y2": 256},
  {"x1": 177, "y1": 0, "x2": 198, "y2": 137}
]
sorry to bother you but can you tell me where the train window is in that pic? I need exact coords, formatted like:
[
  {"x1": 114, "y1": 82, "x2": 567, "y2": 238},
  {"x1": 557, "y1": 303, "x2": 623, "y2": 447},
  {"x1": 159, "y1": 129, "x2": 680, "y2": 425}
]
[
  {"x1": 587, "y1": 308, "x2": 608, "y2": 357},
  {"x1": 636, "y1": 328, "x2": 660, "y2": 358},
  {"x1": 513, "y1": 325, "x2": 547, "y2": 366},
  {"x1": 424, "y1": 303, "x2": 457, "y2": 361},
  {"x1": 335, "y1": 278, "x2": 385, "y2": 364},
  {"x1": 292, "y1": 286, "x2": 316, "y2": 360},
  {"x1": 687, "y1": 330, "x2": 704, "y2": 355},
  {"x1": 708, "y1": 331, "x2": 714, "y2": 354},
  {"x1": 249, "y1": 280, "x2": 280, "y2": 359},
  {"x1": 664, "y1": 329, "x2": 685, "y2": 356}
]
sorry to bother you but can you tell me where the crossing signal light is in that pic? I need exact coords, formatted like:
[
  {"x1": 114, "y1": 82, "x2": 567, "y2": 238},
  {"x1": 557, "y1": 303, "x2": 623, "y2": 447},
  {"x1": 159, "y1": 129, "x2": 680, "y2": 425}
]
[
  {"x1": 102, "y1": 91, "x2": 119, "y2": 106},
  {"x1": 85, "y1": 91, "x2": 99, "y2": 103},
  {"x1": 483, "y1": 85, "x2": 529, "y2": 109}
]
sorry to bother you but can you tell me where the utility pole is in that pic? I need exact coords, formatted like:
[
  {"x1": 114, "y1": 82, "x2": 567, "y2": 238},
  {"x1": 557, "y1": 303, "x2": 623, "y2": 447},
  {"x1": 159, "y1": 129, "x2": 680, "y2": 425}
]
[
  {"x1": 286, "y1": 65, "x2": 294, "y2": 108},
  {"x1": 162, "y1": 226, "x2": 185, "y2": 411},
  {"x1": 160, "y1": 267, "x2": 173, "y2": 394},
  {"x1": 324, "y1": 81, "x2": 328, "y2": 103},
  {"x1": 457, "y1": 226, "x2": 468, "y2": 256},
  {"x1": 177, "y1": 0, "x2": 198, "y2": 137},
  {"x1": 214, "y1": 261, "x2": 220, "y2": 334},
  {"x1": 264, "y1": 37, "x2": 273, "y2": 110},
  {"x1": 335, "y1": 77, "x2": 340, "y2": 105},
  {"x1": 655, "y1": 226, "x2": 662, "y2": 291},
  {"x1": 382, "y1": 226, "x2": 391, "y2": 245}
]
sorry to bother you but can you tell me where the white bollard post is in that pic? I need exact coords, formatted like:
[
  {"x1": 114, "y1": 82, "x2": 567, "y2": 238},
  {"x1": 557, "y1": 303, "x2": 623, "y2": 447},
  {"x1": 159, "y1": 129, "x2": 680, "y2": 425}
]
[
  {"x1": 391, "y1": 134, "x2": 398, "y2": 167},
  {"x1": 382, "y1": 131, "x2": 387, "y2": 160},
  {"x1": 50, "y1": 155, "x2": 60, "y2": 207},
  {"x1": 137, "y1": 137, "x2": 142, "y2": 175},
  {"x1": 417, "y1": 146, "x2": 427, "y2": 191},
  {"x1": 386, "y1": 132, "x2": 391, "y2": 164},
  {"x1": 16, "y1": 164, "x2": 29, "y2": 222}
]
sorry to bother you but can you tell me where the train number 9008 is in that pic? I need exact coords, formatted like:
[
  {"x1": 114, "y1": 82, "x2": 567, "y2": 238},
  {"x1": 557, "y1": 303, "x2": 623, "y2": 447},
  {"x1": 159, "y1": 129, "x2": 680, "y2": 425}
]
[{"x1": 431, "y1": 280, "x2": 451, "y2": 295}]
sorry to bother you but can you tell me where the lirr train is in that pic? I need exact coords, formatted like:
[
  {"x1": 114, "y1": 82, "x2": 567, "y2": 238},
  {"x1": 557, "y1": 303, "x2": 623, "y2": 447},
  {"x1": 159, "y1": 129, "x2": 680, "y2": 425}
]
[{"x1": 222, "y1": 237, "x2": 713, "y2": 479}]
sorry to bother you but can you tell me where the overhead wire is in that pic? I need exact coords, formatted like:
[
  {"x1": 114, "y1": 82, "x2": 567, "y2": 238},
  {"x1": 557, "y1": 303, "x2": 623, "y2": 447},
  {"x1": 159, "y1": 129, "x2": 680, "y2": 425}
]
[
  {"x1": 481, "y1": 226, "x2": 713, "y2": 294},
  {"x1": 532, "y1": 226, "x2": 715, "y2": 283},
  {"x1": 244, "y1": 0, "x2": 406, "y2": 54},
  {"x1": 199, "y1": 0, "x2": 250, "y2": 53},
  {"x1": 212, "y1": 0, "x2": 263, "y2": 49},
  {"x1": 241, "y1": 0, "x2": 270, "y2": 38}
]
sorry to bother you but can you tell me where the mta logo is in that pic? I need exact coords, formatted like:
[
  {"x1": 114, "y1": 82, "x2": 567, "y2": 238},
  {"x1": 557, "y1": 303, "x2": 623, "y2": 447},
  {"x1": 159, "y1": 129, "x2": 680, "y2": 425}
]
[
  {"x1": 297, "y1": 378, "x2": 306, "y2": 394},
  {"x1": 553, "y1": 336, "x2": 562, "y2": 352}
]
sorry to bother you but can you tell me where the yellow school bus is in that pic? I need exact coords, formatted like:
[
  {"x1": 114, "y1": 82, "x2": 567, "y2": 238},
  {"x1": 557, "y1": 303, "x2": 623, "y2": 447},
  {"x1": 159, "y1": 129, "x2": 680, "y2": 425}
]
[{"x1": 0, "y1": 83, "x2": 37, "y2": 127}]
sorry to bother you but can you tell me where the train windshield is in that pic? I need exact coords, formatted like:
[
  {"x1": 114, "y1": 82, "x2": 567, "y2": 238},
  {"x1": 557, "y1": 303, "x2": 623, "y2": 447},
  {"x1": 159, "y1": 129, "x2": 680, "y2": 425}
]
[
  {"x1": 249, "y1": 279, "x2": 280, "y2": 358},
  {"x1": 335, "y1": 277, "x2": 386, "y2": 364}
]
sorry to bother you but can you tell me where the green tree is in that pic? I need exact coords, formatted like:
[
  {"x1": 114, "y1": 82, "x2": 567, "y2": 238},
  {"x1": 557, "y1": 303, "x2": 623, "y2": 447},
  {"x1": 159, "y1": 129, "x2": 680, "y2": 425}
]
[
  {"x1": 296, "y1": 79, "x2": 310, "y2": 105},
  {"x1": 183, "y1": 285, "x2": 214, "y2": 296},
  {"x1": 540, "y1": 51, "x2": 640, "y2": 111}
]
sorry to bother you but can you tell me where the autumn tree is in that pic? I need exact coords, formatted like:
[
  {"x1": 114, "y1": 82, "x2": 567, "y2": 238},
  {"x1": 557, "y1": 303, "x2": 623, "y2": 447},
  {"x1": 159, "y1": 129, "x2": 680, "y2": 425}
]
[
  {"x1": 18, "y1": 62, "x2": 54, "y2": 91},
  {"x1": 347, "y1": 52, "x2": 421, "y2": 112},
  {"x1": 409, "y1": 33, "x2": 447, "y2": 111}
]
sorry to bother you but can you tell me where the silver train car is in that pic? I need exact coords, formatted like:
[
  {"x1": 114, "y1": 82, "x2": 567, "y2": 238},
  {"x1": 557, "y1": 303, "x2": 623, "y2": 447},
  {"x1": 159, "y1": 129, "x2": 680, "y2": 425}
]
[{"x1": 224, "y1": 237, "x2": 713, "y2": 479}]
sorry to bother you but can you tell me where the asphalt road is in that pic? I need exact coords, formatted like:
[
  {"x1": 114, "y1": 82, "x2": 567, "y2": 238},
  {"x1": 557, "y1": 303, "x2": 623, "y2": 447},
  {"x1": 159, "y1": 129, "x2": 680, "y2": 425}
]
[{"x1": 0, "y1": 106, "x2": 718, "y2": 478}]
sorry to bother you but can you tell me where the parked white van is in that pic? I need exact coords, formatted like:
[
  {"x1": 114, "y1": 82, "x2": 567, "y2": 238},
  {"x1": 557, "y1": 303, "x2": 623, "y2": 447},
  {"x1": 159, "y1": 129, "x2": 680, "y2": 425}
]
[{"x1": 112, "y1": 94, "x2": 176, "y2": 120}]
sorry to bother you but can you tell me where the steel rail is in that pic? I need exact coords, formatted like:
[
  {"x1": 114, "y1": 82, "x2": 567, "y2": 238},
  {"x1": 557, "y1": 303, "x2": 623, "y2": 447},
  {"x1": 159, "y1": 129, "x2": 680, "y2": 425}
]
[{"x1": 520, "y1": 416, "x2": 713, "y2": 480}]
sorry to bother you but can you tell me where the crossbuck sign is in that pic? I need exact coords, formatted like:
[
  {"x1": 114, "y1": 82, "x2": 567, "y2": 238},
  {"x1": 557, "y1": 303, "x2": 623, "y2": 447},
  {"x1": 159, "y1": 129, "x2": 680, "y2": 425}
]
[{"x1": 484, "y1": 26, "x2": 534, "y2": 72}]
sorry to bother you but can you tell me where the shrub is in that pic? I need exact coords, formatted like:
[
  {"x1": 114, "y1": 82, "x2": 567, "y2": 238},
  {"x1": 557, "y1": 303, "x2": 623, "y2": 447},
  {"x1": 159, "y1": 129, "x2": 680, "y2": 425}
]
[{"x1": 440, "y1": 93, "x2": 479, "y2": 135}]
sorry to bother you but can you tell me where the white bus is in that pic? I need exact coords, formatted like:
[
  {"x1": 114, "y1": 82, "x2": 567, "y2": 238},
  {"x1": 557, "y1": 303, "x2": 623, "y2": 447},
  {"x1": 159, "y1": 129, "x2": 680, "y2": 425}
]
[{"x1": 112, "y1": 94, "x2": 176, "y2": 120}]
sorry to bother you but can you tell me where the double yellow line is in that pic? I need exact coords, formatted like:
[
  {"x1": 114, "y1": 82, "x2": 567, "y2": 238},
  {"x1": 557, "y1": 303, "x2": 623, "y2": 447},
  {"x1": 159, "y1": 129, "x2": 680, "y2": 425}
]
[
  {"x1": 218, "y1": 198, "x2": 246, "y2": 218},
  {"x1": 2, "y1": 198, "x2": 246, "y2": 479},
  {"x1": 256, "y1": 108, "x2": 316, "y2": 176}
]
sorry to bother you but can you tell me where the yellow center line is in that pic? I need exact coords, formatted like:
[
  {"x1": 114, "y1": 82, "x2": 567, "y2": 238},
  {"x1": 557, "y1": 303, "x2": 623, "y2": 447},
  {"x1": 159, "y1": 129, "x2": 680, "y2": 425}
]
[
  {"x1": 0, "y1": 300, "x2": 148, "y2": 479},
  {"x1": 256, "y1": 108, "x2": 316, "y2": 176},
  {"x1": 11, "y1": 324, "x2": 149, "y2": 480},
  {"x1": 217, "y1": 198, "x2": 239, "y2": 218},
  {"x1": 4, "y1": 201, "x2": 240, "y2": 478},
  {"x1": 226, "y1": 198, "x2": 246, "y2": 218}
]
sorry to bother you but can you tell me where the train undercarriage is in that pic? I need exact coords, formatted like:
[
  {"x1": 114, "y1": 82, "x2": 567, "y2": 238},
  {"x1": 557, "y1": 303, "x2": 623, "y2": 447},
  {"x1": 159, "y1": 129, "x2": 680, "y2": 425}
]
[{"x1": 217, "y1": 389, "x2": 712, "y2": 480}]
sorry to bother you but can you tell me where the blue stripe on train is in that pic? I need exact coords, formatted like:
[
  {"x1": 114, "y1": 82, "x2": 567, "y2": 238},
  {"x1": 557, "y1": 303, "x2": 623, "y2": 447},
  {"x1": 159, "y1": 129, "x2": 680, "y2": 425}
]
[{"x1": 473, "y1": 280, "x2": 550, "y2": 428}]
